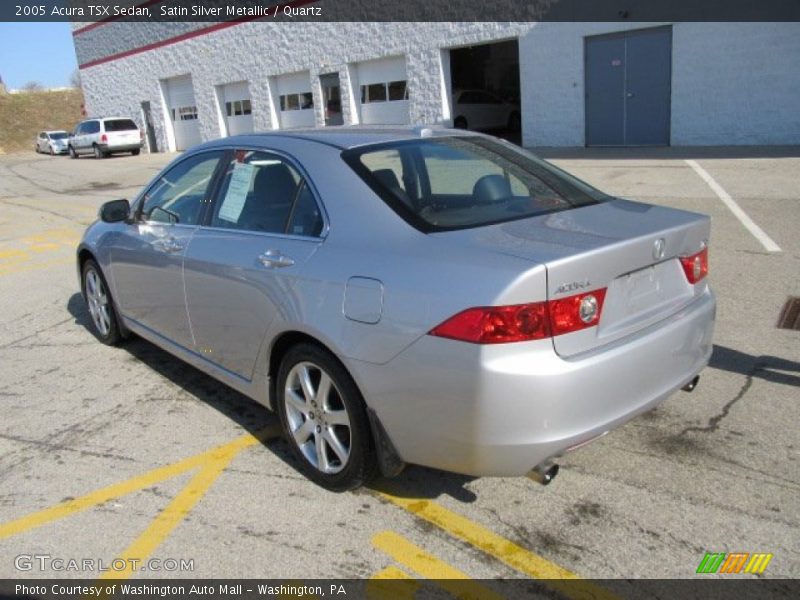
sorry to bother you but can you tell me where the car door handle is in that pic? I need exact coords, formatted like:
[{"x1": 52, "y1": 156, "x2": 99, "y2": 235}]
[
  {"x1": 153, "y1": 237, "x2": 184, "y2": 253},
  {"x1": 258, "y1": 249, "x2": 295, "y2": 268}
]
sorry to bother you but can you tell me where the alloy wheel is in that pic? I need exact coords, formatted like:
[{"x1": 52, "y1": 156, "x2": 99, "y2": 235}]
[
  {"x1": 283, "y1": 361, "x2": 352, "y2": 474},
  {"x1": 85, "y1": 267, "x2": 111, "y2": 337}
]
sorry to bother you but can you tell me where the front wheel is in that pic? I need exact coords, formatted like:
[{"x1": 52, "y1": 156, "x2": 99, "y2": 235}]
[
  {"x1": 82, "y1": 259, "x2": 122, "y2": 345},
  {"x1": 276, "y1": 344, "x2": 377, "y2": 491},
  {"x1": 69, "y1": 145, "x2": 78, "y2": 159},
  {"x1": 131, "y1": 149, "x2": 140, "y2": 156}
]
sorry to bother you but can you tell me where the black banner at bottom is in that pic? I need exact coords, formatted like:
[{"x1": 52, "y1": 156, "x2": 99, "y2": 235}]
[{"x1": 1, "y1": 579, "x2": 799, "y2": 600}]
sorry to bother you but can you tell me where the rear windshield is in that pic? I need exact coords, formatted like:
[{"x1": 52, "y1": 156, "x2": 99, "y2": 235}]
[
  {"x1": 49, "y1": 132, "x2": 68, "y2": 140},
  {"x1": 104, "y1": 119, "x2": 138, "y2": 132},
  {"x1": 342, "y1": 137, "x2": 608, "y2": 232}
]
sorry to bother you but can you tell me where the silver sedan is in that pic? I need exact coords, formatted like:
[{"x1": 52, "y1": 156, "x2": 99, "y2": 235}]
[{"x1": 77, "y1": 128, "x2": 715, "y2": 491}]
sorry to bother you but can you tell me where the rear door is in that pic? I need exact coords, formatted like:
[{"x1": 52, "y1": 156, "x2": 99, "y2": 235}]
[
  {"x1": 104, "y1": 118, "x2": 140, "y2": 148},
  {"x1": 110, "y1": 150, "x2": 226, "y2": 349},
  {"x1": 183, "y1": 149, "x2": 324, "y2": 380}
]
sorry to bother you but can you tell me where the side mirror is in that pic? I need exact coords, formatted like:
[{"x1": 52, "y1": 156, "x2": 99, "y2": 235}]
[{"x1": 99, "y1": 199, "x2": 130, "y2": 223}]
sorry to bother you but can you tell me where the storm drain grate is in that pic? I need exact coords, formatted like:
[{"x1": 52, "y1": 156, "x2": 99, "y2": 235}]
[{"x1": 777, "y1": 297, "x2": 800, "y2": 330}]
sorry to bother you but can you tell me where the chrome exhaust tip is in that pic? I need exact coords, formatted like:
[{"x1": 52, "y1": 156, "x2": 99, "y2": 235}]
[
  {"x1": 682, "y1": 375, "x2": 700, "y2": 392},
  {"x1": 526, "y1": 462, "x2": 559, "y2": 485}
]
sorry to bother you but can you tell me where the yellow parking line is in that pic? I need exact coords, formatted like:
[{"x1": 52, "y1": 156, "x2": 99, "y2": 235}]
[
  {"x1": 378, "y1": 493, "x2": 617, "y2": 600},
  {"x1": 0, "y1": 256, "x2": 74, "y2": 277},
  {"x1": 372, "y1": 530, "x2": 504, "y2": 600},
  {"x1": 98, "y1": 438, "x2": 256, "y2": 580},
  {"x1": 367, "y1": 566, "x2": 420, "y2": 600},
  {"x1": 0, "y1": 430, "x2": 273, "y2": 540}
]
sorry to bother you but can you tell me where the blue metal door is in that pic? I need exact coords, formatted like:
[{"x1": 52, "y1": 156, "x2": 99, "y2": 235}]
[{"x1": 585, "y1": 27, "x2": 672, "y2": 146}]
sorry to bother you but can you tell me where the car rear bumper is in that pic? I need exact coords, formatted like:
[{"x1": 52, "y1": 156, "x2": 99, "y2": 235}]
[
  {"x1": 99, "y1": 142, "x2": 142, "y2": 152},
  {"x1": 352, "y1": 288, "x2": 715, "y2": 477}
]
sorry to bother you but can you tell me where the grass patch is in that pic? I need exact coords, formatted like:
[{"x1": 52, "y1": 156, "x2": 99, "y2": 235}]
[{"x1": 0, "y1": 89, "x2": 84, "y2": 154}]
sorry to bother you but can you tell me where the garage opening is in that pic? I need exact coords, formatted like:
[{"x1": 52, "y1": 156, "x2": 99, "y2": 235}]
[
  {"x1": 448, "y1": 39, "x2": 521, "y2": 144},
  {"x1": 161, "y1": 75, "x2": 201, "y2": 152},
  {"x1": 216, "y1": 81, "x2": 254, "y2": 137}
]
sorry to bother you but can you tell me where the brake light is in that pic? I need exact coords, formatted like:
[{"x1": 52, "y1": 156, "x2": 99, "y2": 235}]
[
  {"x1": 101, "y1": 134, "x2": 108, "y2": 143},
  {"x1": 429, "y1": 289, "x2": 606, "y2": 344},
  {"x1": 429, "y1": 302, "x2": 550, "y2": 344},
  {"x1": 679, "y1": 247, "x2": 708, "y2": 284}
]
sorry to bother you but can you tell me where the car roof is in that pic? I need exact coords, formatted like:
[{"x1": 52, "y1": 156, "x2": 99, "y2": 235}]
[
  {"x1": 197, "y1": 126, "x2": 483, "y2": 151},
  {"x1": 44, "y1": 130, "x2": 67, "y2": 134}
]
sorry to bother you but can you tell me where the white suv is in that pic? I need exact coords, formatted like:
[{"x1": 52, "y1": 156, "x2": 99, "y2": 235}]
[{"x1": 69, "y1": 117, "x2": 143, "y2": 159}]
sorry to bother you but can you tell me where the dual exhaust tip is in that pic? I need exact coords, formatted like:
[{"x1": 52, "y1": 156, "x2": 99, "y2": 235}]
[{"x1": 527, "y1": 462, "x2": 559, "y2": 485}]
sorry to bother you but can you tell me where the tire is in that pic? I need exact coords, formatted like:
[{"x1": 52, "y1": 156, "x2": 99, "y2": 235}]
[
  {"x1": 276, "y1": 343, "x2": 377, "y2": 491},
  {"x1": 454, "y1": 116, "x2": 468, "y2": 129},
  {"x1": 69, "y1": 145, "x2": 78, "y2": 159},
  {"x1": 507, "y1": 112, "x2": 521, "y2": 133},
  {"x1": 49, "y1": 146, "x2": 55, "y2": 156},
  {"x1": 93, "y1": 144, "x2": 105, "y2": 159},
  {"x1": 35, "y1": 144, "x2": 39, "y2": 154},
  {"x1": 82, "y1": 259, "x2": 122, "y2": 346},
  {"x1": 131, "y1": 149, "x2": 140, "y2": 156}
]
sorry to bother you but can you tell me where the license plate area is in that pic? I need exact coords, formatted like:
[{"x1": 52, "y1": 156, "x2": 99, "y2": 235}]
[{"x1": 598, "y1": 260, "x2": 693, "y2": 339}]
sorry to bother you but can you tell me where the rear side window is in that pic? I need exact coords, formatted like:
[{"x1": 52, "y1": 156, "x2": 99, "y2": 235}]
[
  {"x1": 85, "y1": 121, "x2": 101, "y2": 134},
  {"x1": 104, "y1": 119, "x2": 138, "y2": 132},
  {"x1": 210, "y1": 151, "x2": 323, "y2": 237},
  {"x1": 342, "y1": 137, "x2": 608, "y2": 232}
]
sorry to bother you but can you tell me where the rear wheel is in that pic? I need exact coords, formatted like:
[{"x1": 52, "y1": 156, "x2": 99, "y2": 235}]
[
  {"x1": 454, "y1": 116, "x2": 468, "y2": 129},
  {"x1": 82, "y1": 259, "x2": 122, "y2": 346},
  {"x1": 276, "y1": 344, "x2": 377, "y2": 491},
  {"x1": 93, "y1": 144, "x2": 105, "y2": 159},
  {"x1": 131, "y1": 149, "x2": 140, "y2": 156}
]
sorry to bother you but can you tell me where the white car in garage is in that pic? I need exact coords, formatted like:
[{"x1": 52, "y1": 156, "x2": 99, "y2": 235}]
[{"x1": 452, "y1": 89, "x2": 521, "y2": 132}]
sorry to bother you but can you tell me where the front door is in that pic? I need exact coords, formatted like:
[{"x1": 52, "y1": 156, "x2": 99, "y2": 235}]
[
  {"x1": 585, "y1": 26, "x2": 672, "y2": 146},
  {"x1": 110, "y1": 150, "x2": 226, "y2": 349},
  {"x1": 320, "y1": 72, "x2": 343, "y2": 126}
]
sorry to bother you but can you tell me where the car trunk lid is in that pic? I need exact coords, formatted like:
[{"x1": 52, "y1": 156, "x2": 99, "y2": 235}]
[{"x1": 433, "y1": 199, "x2": 711, "y2": 356}]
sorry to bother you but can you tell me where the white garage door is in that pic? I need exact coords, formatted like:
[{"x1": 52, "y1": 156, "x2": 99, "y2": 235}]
[
  {"x1": 357, "y1": 56, "x2": 409, "y2": 125},
  {"x1": 275, "y1": 71, "x2": 315, "y2": 129},
  {"x1": 220, "y1": 81, "x2": 254, "y2": 137},
  {"x1": 163, "y1": 76, "x2": 201, "y2": 151}
]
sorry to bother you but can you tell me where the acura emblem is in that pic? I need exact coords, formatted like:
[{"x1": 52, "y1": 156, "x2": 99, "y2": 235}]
[{"x1": 653, "y1": 238, "x2": 666, "y2": 261}]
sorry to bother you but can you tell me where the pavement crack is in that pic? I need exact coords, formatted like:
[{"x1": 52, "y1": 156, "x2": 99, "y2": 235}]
[
  {"x1": 0, "y1": 317, "x2": 74, "y2": 350},
  {"x1": 0, "y1": 432, "x2": 135, "y2": 462},
  {"x1": 679, "y1": 363, "x2": 759, "y2": 435}
]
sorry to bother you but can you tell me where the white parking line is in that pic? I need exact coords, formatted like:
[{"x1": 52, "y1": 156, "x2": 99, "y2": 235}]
[{"x1": 685, "y1": 159, "x2": 781, "y2": 253}]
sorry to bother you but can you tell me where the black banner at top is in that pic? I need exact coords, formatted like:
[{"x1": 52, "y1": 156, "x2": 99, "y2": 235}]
[{"x1": 3, "y1": 0, "x2": 800, "y2": 24}]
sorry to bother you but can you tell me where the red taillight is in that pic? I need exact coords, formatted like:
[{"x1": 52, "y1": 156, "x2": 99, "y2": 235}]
[
  {"x1": 429, "y1": 289, "x2": 606, "y2": 344},
  {"x1": 679, "y1": 247, "x2": 709, "y2": 284},
  {"x1": 429, "y1": 302, "x2": 550, "y2": 344},
  {"x1": 101, "y1": 134, "x2": 108, "y2": 143}
]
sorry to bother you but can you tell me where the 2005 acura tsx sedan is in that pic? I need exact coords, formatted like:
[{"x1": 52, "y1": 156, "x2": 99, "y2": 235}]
[{"x1": 78, "y1": 127, "x2": 715, "y2": 491}]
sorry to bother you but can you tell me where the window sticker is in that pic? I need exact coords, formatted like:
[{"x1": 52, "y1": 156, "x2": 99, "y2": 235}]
[{"x1": 217, "y1": 162, "x2": 255, "y2": 223}]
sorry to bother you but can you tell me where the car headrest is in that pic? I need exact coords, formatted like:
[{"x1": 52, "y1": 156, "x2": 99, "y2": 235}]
[{"x1": 472, "y1": 174, "x2": 512, "y2": 205}]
